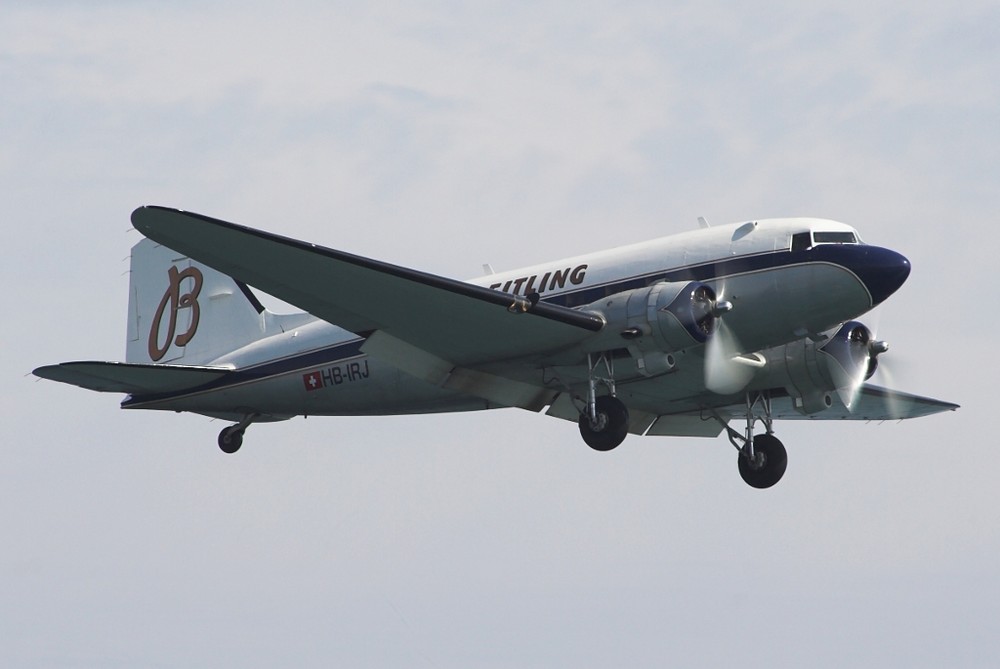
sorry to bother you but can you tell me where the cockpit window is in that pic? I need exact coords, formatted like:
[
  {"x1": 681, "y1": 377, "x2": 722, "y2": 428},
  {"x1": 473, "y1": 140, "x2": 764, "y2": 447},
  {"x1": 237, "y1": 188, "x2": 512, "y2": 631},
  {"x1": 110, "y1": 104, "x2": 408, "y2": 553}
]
[
  {"x1": 791, "y1": 230, "x2": 860, "y2": 251},
  {"x1": 813, "y1": 231, "x2": 857, "y2": 244}
]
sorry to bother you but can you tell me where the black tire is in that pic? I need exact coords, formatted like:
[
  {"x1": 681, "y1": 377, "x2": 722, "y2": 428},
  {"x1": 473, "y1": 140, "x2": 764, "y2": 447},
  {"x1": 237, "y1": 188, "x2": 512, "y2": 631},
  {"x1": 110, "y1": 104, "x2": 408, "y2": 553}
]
[
  {"x1": 218, "y1": 427, "x2": 243, "y2": 454},
  {"x1": 579, "y1": 395, "x2": 630, "y2": 451},
  {"x1": 738, "y1": 433, "x2": 787, "y2": 488}
]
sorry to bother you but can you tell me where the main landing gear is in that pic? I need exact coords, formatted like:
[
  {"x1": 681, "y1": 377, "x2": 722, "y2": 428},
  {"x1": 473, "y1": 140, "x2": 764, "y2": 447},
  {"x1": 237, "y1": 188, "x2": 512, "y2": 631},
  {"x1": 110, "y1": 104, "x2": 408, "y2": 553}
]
[
  {"x1": 578, "y1": 353, "x2": 630, "y2": 451},
  {"x1": 721, "y1": 392, "x2": 787, "y2": 488},
  {"x1": 579, "y1": 395, "x2": 630, "y2": 451},
  {"x1": 217, "y1": 414, "x2": 258, "y2": 454}
]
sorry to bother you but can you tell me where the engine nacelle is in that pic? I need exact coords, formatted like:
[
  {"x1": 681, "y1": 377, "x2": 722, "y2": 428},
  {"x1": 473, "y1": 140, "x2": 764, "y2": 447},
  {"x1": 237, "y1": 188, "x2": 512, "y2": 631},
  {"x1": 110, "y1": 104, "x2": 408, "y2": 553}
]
[
  {"x1": 761, "y1": 321, "x2": 886, "y2": 414},
  {"x1": 581, "y1": 281, "x2": 722, "y2": 376}
]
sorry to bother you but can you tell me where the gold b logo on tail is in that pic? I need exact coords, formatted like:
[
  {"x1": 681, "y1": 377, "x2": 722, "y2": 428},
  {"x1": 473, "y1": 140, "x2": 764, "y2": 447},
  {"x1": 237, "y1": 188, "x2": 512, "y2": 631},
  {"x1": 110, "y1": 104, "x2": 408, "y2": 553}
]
[{"x1": 148, "y1": 265, "x2": 204, "y2": 361}]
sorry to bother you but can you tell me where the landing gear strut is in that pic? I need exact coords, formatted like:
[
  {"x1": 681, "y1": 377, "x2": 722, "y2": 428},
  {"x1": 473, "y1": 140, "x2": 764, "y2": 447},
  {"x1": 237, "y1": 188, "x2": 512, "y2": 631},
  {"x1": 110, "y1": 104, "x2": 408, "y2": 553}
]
[
  {"x1": 722, "y1": 392, "x2": 787, "y2": 488},
  {"x1": 217, "y1": 414, "x2": 258, "y2": 454},
  {"x1": 578, "y1": 353, "x2": 629, "y2": 451}
]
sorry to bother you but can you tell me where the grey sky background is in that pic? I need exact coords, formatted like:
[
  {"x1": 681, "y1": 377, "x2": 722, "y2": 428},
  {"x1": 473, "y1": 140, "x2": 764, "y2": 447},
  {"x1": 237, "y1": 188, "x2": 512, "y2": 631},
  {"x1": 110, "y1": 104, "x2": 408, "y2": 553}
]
[{"x1": 3, "y1": 2, "x2": 996, "y2": 666}]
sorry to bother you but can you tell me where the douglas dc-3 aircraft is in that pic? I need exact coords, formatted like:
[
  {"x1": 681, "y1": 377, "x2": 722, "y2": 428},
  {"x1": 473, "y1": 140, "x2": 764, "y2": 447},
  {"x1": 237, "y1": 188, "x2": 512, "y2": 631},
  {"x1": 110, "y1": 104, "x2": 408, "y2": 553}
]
[{"x1": 35, "y1": 206, "x2": 958, "y2": 488}]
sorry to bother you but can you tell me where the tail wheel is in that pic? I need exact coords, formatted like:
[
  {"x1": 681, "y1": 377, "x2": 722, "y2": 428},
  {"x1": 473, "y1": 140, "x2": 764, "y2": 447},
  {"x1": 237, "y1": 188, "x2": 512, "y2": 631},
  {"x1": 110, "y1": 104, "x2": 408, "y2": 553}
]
[
  {"x1": 579, "y1": 395, "x2": 630, "y2": 451},
  {"x1": 738, "y1": 433, "x2": 787, "y2": 488},
  {"x1": 218, "y1": 426, "x2": 244, "y2": 454}
]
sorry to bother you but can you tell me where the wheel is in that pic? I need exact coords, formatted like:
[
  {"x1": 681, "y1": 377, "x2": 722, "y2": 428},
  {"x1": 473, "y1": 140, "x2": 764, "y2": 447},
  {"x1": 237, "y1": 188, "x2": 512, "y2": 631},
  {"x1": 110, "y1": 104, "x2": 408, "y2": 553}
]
[
  {"x1": 738, "y1": 433, "x2": 787, "y2": 488},
  {"x1": 218, "y1": 426, "x2": 244, "y2": 454},
  {"x1": 578, "y1": 395, "x2": 630, "y2": 451}
]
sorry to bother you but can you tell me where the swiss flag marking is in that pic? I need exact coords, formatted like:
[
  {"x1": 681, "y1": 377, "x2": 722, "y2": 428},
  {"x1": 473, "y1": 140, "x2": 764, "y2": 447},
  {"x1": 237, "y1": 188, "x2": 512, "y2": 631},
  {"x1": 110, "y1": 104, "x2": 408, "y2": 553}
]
[{"x1": 303, "y1": 371, "x2": 323, "y2": 391}]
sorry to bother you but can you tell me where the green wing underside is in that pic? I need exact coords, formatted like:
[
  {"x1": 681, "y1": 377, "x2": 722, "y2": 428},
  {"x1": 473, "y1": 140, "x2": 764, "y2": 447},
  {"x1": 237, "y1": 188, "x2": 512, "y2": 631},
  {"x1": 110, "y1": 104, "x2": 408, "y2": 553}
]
[
  {"x1": 710, "y1": 385, "x2": 957, "y2": 421},
  {"x1": 131, "y1": 206, "x2": 603, "y2": 368},
  {"x1": 649, "y1": 385, "x2": 958, "y2": 436},
  {"x1": 547, "y1": 384, "x2": 958, "y2": 437}
]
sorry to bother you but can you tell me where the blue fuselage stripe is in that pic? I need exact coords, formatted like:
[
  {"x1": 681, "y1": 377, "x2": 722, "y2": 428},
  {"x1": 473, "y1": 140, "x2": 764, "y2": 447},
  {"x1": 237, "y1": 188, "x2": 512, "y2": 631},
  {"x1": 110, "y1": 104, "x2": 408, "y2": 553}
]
[
  {"x1": 122, "y1": 338, "x2": 367, "y2": 406},
  {"x1": 549, "y1": 244, "x2": 874, "y2": 308}
]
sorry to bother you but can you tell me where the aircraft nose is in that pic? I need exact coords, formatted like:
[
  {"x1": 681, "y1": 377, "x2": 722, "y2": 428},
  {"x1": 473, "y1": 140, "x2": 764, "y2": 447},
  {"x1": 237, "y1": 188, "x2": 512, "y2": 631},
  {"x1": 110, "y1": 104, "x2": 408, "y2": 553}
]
[{"x1": 844, "y1": 246, "x2": 911, "y2": 306}]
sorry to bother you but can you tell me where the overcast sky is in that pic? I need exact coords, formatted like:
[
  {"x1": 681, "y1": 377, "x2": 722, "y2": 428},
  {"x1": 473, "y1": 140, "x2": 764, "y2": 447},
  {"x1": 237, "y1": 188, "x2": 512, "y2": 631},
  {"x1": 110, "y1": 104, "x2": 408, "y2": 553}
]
[{"x1": 3, "y1": 2, "x2": 997, "y2": 667}]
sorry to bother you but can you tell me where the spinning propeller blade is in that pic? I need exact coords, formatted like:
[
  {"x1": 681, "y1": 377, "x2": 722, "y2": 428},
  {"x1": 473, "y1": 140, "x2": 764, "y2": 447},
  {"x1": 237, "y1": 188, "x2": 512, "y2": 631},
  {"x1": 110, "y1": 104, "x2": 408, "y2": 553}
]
[
  {"x1": 826, "y1": 321, "x2": 889, "y2": 411},
  {"x1": 703, "y1": 280, "x2": 757, "y2": 395},
  {"x1": 858, "y1": 310, "x2": 903, "y2": 416},
  {"x1": 705, "y1": 319, "x2": 757, "y2": 394}
]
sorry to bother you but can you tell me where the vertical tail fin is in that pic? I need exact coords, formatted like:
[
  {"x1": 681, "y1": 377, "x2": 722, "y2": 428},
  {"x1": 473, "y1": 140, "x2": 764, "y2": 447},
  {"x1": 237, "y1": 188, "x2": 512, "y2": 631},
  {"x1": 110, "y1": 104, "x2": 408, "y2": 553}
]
[{"x1": 126, "y1": 239, "x2": 272, "y2": 365}]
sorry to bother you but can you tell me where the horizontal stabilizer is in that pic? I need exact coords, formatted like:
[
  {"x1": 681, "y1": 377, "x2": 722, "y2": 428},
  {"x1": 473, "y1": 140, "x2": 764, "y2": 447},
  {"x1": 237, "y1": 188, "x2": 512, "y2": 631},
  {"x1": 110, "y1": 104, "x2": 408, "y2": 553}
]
[{"x1": 33, "y1": 361, "x2": 231, "y2": 395}]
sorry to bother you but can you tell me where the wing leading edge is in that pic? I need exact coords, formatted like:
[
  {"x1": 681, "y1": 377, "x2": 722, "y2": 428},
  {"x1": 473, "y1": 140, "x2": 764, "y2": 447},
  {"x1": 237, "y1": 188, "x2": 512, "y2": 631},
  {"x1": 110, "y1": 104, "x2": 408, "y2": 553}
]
[{"x1": 131, "y1": 206, "x2": 603, "y2": 368}]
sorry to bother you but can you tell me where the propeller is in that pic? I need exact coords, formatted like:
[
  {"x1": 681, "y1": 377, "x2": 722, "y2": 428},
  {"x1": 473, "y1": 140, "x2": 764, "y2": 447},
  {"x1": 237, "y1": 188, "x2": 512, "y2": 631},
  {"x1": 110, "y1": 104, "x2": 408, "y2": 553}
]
[
  {"x1": 705, "y1": 320, "x2": 759, "y2": 394},
  {"x1": 856, "y1": 308, "x2": 908, "y2": 418},
  {"x1": 824, "y1": 322, "x2": 889, "y2": 411},
  {"x1": 703, "y1": 280, "x2": 759, "y2": 395}
]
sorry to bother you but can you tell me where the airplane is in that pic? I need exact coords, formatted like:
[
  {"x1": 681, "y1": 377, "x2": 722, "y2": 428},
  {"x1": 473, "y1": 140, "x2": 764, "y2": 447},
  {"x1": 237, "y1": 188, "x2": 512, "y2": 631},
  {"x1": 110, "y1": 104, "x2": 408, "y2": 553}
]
[{"x1": 34, "y1": 206, "x2": 958, "y2": 488}]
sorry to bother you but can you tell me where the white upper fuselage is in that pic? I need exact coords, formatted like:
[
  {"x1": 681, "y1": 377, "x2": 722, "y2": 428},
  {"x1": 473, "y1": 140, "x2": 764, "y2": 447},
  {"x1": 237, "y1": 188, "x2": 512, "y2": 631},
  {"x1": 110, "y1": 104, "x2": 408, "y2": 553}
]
[{"x1": 476, "y1": 217, "x2": 860, "y2": 296}]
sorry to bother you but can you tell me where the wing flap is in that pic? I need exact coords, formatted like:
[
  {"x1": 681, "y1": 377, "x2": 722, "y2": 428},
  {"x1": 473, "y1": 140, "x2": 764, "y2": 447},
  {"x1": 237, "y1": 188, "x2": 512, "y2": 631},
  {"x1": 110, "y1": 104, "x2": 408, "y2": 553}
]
[
  {"x1": 647, "y1": 414, "x2": 728, "y2": 437},
  {"x1": 362, "y1": 331, "x2": 556, "y2": 411},
  {"x1": 131, "y1": 206, "x2": 603, "y2": 367},
  {"x1": 33, "y1": 361, "x2": 231, "y2": 395}
]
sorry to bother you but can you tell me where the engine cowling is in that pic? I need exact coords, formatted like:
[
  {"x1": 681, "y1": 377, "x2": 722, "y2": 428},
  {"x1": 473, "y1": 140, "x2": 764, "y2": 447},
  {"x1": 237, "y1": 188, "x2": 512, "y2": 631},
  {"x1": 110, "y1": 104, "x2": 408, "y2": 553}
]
[
  {"x1": 581, "y1": 281, "x2": 723, "y2": 376},
  {"x1": 761, "y1": 321, "x2": 886, "y2": 414}
]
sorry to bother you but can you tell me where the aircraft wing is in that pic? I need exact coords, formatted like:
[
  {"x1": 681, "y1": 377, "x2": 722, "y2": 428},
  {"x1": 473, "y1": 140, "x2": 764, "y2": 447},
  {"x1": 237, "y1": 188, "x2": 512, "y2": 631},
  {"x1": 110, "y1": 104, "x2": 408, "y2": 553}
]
[
  {"x1": 131, "y1": 207, "x2": 603, "y2": 369},
  {"x1": 641, "y1": 384, "x2": 959, "y2": 437},
  {"x1": 769, "y1": 385, "x2": 959, "y2": 421},
  {"x1": 730, "y1": 385, "x2": 958, "y2": 421},
  {"x1": 33, "y1": 361, "x2": 231, "y2": 395}
]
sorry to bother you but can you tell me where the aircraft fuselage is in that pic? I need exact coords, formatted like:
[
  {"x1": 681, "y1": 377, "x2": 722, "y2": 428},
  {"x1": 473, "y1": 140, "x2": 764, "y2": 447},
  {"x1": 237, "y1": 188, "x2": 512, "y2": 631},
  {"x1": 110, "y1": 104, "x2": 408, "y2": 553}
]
[{"x1": 122, "y1": 217, "x2": 910, "y2": 421}]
